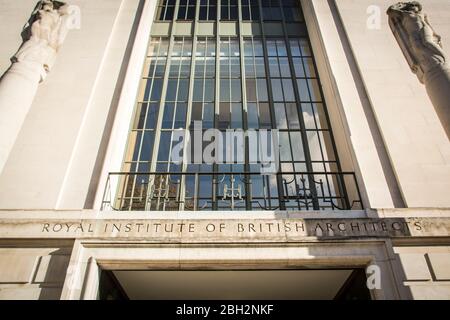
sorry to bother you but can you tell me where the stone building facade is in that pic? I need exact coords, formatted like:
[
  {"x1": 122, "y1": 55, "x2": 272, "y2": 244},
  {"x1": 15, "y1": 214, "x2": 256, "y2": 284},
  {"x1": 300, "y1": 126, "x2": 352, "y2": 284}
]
[{"x1": 0, "y1": 0, "x2": 449, "y2": 300}]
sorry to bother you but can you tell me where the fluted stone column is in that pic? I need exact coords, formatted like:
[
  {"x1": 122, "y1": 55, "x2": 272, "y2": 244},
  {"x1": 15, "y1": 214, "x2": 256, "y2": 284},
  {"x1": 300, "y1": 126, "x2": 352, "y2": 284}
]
[
  {"x1": 0, "y1": 0, "x2": 73, "y2": 174},
  {"x1": 387, "y1": 1, "x2": 450, "y2": 139}
]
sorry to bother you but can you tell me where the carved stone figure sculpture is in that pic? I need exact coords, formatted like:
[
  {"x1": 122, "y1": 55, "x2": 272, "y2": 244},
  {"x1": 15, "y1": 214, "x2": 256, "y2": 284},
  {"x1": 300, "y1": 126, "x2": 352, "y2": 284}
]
[
  {"x1": 388, "y1": 1, "x2": 450, "y2": 139},
  {"x1": 0, "y1": 0, "x2": 74, "y2": 174},
  {"x1": 13, "y1": 0, "x2": 72, "y2": 81}
]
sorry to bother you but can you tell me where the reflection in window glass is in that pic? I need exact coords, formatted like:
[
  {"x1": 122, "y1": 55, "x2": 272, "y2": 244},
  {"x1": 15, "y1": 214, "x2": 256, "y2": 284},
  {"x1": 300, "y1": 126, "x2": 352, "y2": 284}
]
[
  {"x1": 275, "y1": 103, "x2": 287, "y2": 129},
  {"x1": 285, "y1": 103, "x2": 300, "y2": 129}
]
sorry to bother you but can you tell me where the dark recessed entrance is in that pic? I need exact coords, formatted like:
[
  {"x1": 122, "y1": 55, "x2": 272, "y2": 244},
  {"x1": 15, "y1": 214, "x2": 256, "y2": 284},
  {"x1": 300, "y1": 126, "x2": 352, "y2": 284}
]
[{"x1": 98, "y1": 269, "x2": 371, "y2": 300}]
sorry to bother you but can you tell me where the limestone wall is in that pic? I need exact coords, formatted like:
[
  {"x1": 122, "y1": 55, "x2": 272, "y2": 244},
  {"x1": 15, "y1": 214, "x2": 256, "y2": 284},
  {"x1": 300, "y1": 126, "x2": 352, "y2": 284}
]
[
  {"x1": 394, "y1": 245, "x2": 450, "y2": 299},
  {"x1": 0, "y1": 240, "x2": 73, "y2": 300},
  {"x1": 332, "y1": 0, "x2": 450, "y2": 207}
]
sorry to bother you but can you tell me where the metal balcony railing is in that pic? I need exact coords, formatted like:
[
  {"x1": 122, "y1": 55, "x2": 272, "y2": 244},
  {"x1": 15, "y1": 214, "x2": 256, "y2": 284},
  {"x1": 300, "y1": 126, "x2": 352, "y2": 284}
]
[{"x1": 102, "y1": 172, "x2": 363, "y2": 212}]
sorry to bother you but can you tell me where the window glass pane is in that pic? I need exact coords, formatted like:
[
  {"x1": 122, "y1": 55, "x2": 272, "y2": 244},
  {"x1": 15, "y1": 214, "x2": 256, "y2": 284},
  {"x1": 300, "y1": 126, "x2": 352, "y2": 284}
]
[
  {"x1": 200, "y1": 6, "x2": 208, "y2": 20},
  {"x1": 231, "y1": 103, "x2": 242, "y2": 129},
  {"x1": 157, "y1": 59, "x2": 167, "y2": 77},
  {"x1": 195, "y1": 58, "x2": 204, "y2": 76},
  {"x1": 208, "y1": 8, "x2": 217, "y2": 20},
  {"x1": 303, "y1": 58, "x2": 316, "y2": 77},
  {"x1": 221, "y1": 5, "x2": 228, "y2": 20},
  {"x1": 220, "y1": 79, "x2": 230, "y2": 101},
  {"x1": 173, "y1": 40, "x2": 183, "y2": 56},
  {"x1": 183, "y1": 40, "x2": 192, "y2": 56},
  {"x1": 271, "y1": 79, "x2": 283, "y2": 101},
  {"x1": 319, "y1": 131, "x2": 336, "y2": 161},
  {"x1": 256, "y1": 79, "x2": 268, "y2": 101},
  {"x1": 255, "y1": 58, "x2": 266, "y2": 77},
  {"x1": 203, "y1": 103, "x2": 215, "y2": 128},
  {"x1": 282, "y1": 79, "x2": 295, "y2": 102},
  {"x1": 276, "y1": 40, "x2": 287, "y2": 56},
  {"x1": 151, "y1": 79, "x2": 163, "y2": 101},
  {"x1": 169, "y1": 58, "x2": 180, "y2": 77},
  {"x1": 157, "y1": 6, "x2": 165, "y2": 21},
  {"x1": 290, "y1": 40, "x2": 301, "y2": 56},
  {"x1": 230, "y1": 40, "x2": 240, "y2": 56},
  {"x1": 140, "y1": 131, "x2": 155, "y2": 161},
  {"x1": 206, "y1": 41, "x2": 216, "y2": 57},
  {"x1": 313, "y1": 103, "x2": 328, "y2": 129},
  {"x1": 230, "y1": 6, "x2": 238, "y2": 20},
  {"x1": 180, "y1": 59, "x2": 191, "y2": 77},
  {"x1": 247, "y1": 103, "x2": 259, "y2": 129},
  {"x1": 158, "y1": 132, "x2": 172, "y2": 161},
  {"x1": 230, "y1": 57, "x2": 241, "y2": 77},
  {"x1": 146, "y1": 103, "x2": 159, "y2": 129},
  {"x1": 166, "y1": 80, "x2": 177, "y2": 101},
  {"x1": 204, "y1": 79, "x2": 215, "y2": 102},
  {"x1": 267, "y1": 41, "x2": 277, "y2": 56},
  {"x1": 297, "y1": 78, "x2": 310, "y2": 101},
  {"x1": 269, "y1": 58, "x2": 280, "y2": 77},
  {"x1": 231, "y1": 79, "x2": 241, "y2": 101},
  {"x1": 205, "y1": 57, "x2": 215, "y2": 76},
  {"x1": 219, "y1": 103, "x2": 230, "y2": 129},
  {"x1": 279, "y1": 132, "x2": 292, "y2": 161},
  {"x1": 302, "y1": 103, "x2": 317, "y2": 130},
  {"x1": 259, "y1": 103, "x2": 271, "y2": 128},
  {"x1": 177, "y1": 79, "x2": 189, "y2": 101},
  {"x1": 274, "y1": 103, "x2": 287, "y2": 129},
  {"x1": 242, "y1": 6, "x2": 250, "y2": 20},
  {"x1": 191, "y1": 102, "x2": 202, "y2": 126},
  {"x1": 129, "y1": 131, "x2": 141, "y2": 161},
  {"x1": 159, "y1": 39, "x2": 169, "y2": 56},
  {"x1": 251, "y1": 6, "x2": 259, "y2": 20},
  {"x1": 254, "y1": 40, "x2": 264, "y2": 56},
  {"x1": 300, "y1": 39, "x2": 311, "y2": 56},
  {"x1": 134, "y1": 103, "x2": 147, "y2": 129},
  {"x1": 246, "y1": 79, "x2": 257, "y2": 102},
  {"x1": 162, "y1": 103, "x2": 174, "y2": 128},
  {"x1": 174, "y1": 103, "x2": 187, "y2": 128},
  {"x1": 290, "y1": 132, "x2": 305, "y2": 161},
  {"x1": 279, "y1": 58, "x2": 291, "y2": 77},
  {"x1": 177, "y1": 6, "x2": 186, "y2": 19},
  {"x1": 285, "y1": 103, "x2": 300, "y2": 129},
  {"x1": 193, "y1": 79, "x2": 203, "y2": 101},
  {"x1": 196, "y1": 40, "x2": 206, "y2": 56},
  {"x1": 187, "y1": 6, "x2": 196, "y2": 19},
  {"x1": 220, "y1": 57, "x2": 229, "y2": 77},
  {"x1": 308, "y1": 79, "x2": 322, "y2": 101},
  {"x1": 245, "y1": 57, "x2": 255, "y2": 78},
  {"x1": 293, "y1": 58, "x2": 305, "y2": 77},
  {"x1": 148, "y1": 41, "x2": 159, "y2": 57},
  {"x1": 307, "y1": 131, "x2": 322, "y2": 162},
  {"x1": 244, "y1": 40, "x2": 253, "y2": 57}
]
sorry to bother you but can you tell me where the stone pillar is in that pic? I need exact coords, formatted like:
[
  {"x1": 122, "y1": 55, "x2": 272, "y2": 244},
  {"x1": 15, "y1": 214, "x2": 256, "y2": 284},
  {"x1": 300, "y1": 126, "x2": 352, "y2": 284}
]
[
  {"x1": 387, "y1": 1, "x2": 450, "y2": 140},
  {"x1": 0, "y1": 0, "x2": 73, "y2": 174}
]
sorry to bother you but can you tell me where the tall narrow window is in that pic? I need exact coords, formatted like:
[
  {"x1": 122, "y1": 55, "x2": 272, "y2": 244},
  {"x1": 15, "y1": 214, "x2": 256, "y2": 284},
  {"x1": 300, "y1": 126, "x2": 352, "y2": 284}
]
[
  {"x1": 192, "y1": 37, "x2": 216, "y2": 130},
  {"x1": 219, "y1": 37, "x2": 242, "y2": 130},
  {"x1": 113, "y1": 2, "x2": 362, "y2": 212},
  {"x1": 158, "y1": 37, "x2": 192, "y2": 173}
]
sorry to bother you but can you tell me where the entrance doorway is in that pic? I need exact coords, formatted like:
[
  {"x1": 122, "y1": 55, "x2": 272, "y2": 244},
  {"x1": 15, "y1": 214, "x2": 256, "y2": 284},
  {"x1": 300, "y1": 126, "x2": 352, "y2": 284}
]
[{"x1": 98, "y1": 269, "x2": 371, "y2": 300}]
